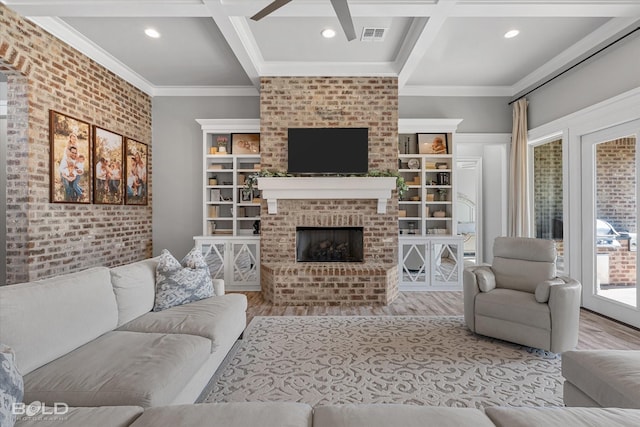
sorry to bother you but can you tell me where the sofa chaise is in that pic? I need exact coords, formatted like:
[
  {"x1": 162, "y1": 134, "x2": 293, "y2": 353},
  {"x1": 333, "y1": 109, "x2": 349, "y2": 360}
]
[{"x1": 0, "y1": 257, "x2": 247, "y2": 409}]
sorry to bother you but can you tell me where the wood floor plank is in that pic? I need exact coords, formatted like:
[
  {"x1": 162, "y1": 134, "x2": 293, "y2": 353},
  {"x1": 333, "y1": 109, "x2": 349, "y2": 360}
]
[{"x1": 235, "y1": 291, "x2": 640, "y2": 351}]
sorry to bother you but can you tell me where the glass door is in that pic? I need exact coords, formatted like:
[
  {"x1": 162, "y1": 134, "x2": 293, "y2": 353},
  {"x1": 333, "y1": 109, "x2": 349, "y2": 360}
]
[{"x1": 581, "y1": 120, "x2": 640, "y2": 327}]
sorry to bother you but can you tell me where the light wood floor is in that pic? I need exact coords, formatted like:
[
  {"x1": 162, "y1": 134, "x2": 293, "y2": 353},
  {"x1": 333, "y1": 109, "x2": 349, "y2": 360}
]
[{"x1": 238, "y1": 291, "x2": 640, "y2": 351}]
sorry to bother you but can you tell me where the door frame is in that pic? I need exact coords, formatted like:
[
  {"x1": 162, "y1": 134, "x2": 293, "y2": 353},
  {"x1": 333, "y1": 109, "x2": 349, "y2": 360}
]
[{"x1": 580, "y1": 119, "x2": 640, "y2": 327}]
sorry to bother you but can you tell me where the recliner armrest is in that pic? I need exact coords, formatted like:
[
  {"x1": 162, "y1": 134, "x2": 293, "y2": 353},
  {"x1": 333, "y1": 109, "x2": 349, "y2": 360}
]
[
  {"x1": 548, "y1": 276, "x2": 582, "y2": 353},
  {"x1": 463, "y1": 264, "x2": 494, "y2": 332}
]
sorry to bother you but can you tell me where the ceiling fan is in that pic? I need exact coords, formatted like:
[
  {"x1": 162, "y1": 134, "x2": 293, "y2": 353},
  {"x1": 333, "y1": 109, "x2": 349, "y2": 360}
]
[{"x1": 251, "y1": 0, "x2": 357, "y2": 41}]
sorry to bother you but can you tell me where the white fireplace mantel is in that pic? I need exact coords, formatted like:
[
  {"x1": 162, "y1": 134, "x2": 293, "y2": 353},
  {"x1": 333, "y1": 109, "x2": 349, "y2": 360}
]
[{"x1": 257, "y1": 176, "x2": 397, "y2": 214}]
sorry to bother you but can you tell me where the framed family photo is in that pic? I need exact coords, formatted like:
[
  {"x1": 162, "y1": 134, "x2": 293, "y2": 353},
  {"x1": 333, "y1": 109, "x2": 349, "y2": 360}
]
[
  {"x1": 93, "y1": 126, "x2": 124, "y2": 205},
  {"x1": 49, "y1": 110, "x2": 92, "y2": 204},
  {"x1": 125, "y1": 138, "x2": 148, "y2": 206},
  {"x1": 418, "y1": 133, "x2": 449, "y2": 155},
  {"x1": 231, "y1": 133, "x2": 260, "y2": 154}
]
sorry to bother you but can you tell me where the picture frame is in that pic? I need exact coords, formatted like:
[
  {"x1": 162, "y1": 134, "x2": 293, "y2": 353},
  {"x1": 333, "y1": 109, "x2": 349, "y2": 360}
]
[
  {"x1": 231, "y1": 133, "x2": 260, "y2": 155},
  {"x1": 418, "y1": 133, "x2": 449, "y2": 155},
  {"x1": 240, "y1": 188, "x2": 252, "y2": 202},
  {"x1": 49, "y1": 110, "x2": 92, "y2": 204},
  {"x1": 93, "y1": 126, "x2": 124, "y2": 205},
  {"x1": 124, "y1": 138, "x2": 148, "y2": 206}
]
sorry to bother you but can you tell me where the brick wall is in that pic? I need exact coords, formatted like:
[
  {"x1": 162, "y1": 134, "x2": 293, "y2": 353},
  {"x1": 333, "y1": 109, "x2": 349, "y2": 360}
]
[
  {"x1": 1, "y1": 4, "x2": 152, "y2": 284},
  {"x1": 596, "y1": 137, "x2": 636, "y2": 286},
  {"x1": 259, "y1": 77, "x2": 398, "y2": 305},
  {"x1": 533, "y1": 139, "x2": 563, "y2": 240}
]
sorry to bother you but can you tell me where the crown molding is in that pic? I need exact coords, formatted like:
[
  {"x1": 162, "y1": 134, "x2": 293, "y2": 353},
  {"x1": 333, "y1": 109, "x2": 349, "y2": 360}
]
[
  {"x1": 152, "y1": 86, "x2": 258, "y2": 97},
  {"x1": 28, "y1": 17, "x2": 155, "y2": 95},
  {"x1": 3, "y1": 0, "x2": 210, "y2": 17}
]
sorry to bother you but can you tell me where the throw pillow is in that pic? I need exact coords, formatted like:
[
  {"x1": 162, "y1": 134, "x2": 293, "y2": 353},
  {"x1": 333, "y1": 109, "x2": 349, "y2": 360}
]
[
  {"x1": 0, "y1": 344, "x2": 24, "y2": 427},
  {"x1": 475, "y1": 267, "x2": 496, "y2": 292},
  {"x1": 153, "y1": 249, "x2": 214, "y2": 311}
]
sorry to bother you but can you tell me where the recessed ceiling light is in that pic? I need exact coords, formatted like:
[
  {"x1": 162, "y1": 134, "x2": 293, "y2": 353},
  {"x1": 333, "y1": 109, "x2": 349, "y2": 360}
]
[
  {"x1": 321, "y1": 28, "x2": 336, "y2": 39},
  {"x1": 144, "y1": 28, "x2": 161, "y2": 39},
  {"x1": 504, "y1": 29, "x2": 520, "y2": 39}
]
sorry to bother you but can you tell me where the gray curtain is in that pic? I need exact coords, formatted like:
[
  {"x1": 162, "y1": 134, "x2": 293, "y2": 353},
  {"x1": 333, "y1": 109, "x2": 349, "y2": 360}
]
[{"x1": 508, "y1": 98, "x2": 530, "y2": 237}]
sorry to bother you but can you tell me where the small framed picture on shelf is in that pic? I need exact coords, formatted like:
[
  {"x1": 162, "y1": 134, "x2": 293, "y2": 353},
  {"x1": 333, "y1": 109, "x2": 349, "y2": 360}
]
[
  {"x1": 239, "y1": 188, "x2": 252, "y2": 202},
  {"x1": 231, "y1": 133, "x2": 260, "y2": 154},
  {"x1": 210, "y1": 189, "x2": 221, "y2": 201},
  {"x1": 418, "y1": 133, "x2": 448, "y2": 155}
]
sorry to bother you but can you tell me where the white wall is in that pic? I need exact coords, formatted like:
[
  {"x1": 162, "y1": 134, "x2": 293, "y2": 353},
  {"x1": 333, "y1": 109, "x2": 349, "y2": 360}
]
[
  {"x1": 151, "y1": 96, "x2": 259, "y2": 258},
  {"x1": 457, "y1": 135, "x2": 510, "y2": 263}
]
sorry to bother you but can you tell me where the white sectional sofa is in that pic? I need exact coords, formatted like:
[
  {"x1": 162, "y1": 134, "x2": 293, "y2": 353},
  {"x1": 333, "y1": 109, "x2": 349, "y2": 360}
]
[{"x1": 0, "y1": 257, "x2": 247, "y2": 409}]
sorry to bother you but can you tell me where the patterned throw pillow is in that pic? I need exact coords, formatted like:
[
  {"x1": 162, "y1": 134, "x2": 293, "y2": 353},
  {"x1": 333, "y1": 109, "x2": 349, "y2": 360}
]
[
  {"x1": 153, "y1": 248, "x2": 214, "y2": 311},
  {"x1": 0, "y1": 344, "x2": 23, "y2": 427}
]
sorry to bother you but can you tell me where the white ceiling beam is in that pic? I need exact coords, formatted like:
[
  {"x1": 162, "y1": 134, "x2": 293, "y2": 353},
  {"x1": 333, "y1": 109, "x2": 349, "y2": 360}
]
[
  {"x1": 2, "y1": 1, "x2": 211, "y2": 17},
  {"x1": 396, "y1": 0, "x2": 457, "y2": 89},
  {"x1": 221, "y1": 1, "x2": 441, "y2": 18},
  {"x1": 203, "y1": 1, "x2": 261, "y2": 87}
]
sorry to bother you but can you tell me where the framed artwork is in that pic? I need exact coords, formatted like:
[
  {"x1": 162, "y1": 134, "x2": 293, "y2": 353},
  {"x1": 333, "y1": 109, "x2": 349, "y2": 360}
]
[
  {"x1": 124, "y1": 138, "x2": 148, "y2": 206},
  {"x1": 418, "y1": 133, "x2": 449, "y2": 155},
  {"x1": 49, "y1": 110, "x2": 92, "y2": 203},
  {"x1": 231, "y1": 133, "x2": 260, "y2": 154},
  {"x1": 93, "y1": 126, "x2": 124, "y2": 204}
]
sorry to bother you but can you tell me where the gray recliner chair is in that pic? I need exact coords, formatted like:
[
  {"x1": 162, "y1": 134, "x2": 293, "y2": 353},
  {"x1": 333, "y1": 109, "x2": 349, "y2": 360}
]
[{"x1": 463, "y1": 236, "x2": 582, "y2": 353}]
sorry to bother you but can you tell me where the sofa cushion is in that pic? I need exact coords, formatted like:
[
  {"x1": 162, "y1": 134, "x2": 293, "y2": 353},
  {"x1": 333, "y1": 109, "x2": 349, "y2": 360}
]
[
  {"x1": 23, "y1": 331, "x2": 210, "y2": 408},
  {"x1": 14, "y1": 406, "x2": 143, "y2": 427},
  {"x1": 0, "y1": 345, "x2": 23, "y2": 427},
  {"x1": 118, "y1": 294, "x2": 247, "y2": 352},
  {"x1": 486, "y1": 406, "x2": 640, "y2": 427},
  {"x1": 562, "y1": 350, "x2": 640, "y2": 408},
  {"x1": 475, "y1": 288, "x2": 551, "y2": 330},
  {"x1": 129, "y1": 402, "x2": 313, "y2": 427},
  {"x1": 0, "y1": 267, "x2": 118, "y2": 375},
  {"x1": 110, "y1": 257, "x2": 159, "y2": 326},
  {"x1": 313, "y1": 404, "x2": 495, "y2": 427},
  {"x1": 153, "y1": 249, "x2": 213, "y2": 311}
]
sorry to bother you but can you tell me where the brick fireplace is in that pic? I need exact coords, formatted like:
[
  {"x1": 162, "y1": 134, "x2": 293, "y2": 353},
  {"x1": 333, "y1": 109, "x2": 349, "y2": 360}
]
[{"x1": 259, "y1": 77, "x2": 399, "y2": 306}]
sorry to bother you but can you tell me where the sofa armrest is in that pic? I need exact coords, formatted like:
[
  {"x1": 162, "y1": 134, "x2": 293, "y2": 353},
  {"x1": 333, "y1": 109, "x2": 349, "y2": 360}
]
[
  {"x1": 463, "y1": 265, "x2": 493, "y2": 332},
  {"x1": 548, "y1": 276, "x2": 582, "y2": 353}
]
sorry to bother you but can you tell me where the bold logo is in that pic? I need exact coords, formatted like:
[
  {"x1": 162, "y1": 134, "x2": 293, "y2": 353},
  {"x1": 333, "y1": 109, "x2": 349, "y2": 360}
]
[{"x1": 12, "y1": 401, "x2": 69, "y2": 416}]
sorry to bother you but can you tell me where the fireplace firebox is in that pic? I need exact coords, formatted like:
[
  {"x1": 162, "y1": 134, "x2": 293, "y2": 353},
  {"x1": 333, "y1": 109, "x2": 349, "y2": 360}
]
[{"x1": 296, "y1": 227, "x2": 364, "y2": 262}]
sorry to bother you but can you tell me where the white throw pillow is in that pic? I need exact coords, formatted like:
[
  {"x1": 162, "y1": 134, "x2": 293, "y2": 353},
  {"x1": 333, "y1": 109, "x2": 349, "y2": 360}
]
[
  {"x1": 153, "y1": 248, "x2": 214, "y2": 311},
  {"x1": 0, "y1": 344, "x2": 23, "y2": 427},
  {"x1": 475, "y1": 267, "x2": 496, "y2": 292}
]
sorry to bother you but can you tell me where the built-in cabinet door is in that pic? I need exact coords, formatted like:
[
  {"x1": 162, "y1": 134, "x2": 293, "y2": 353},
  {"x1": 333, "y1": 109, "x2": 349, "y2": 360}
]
[
  {"x1": 195, "y1": 237, "x2": 261, "y2": 291},
  {"x1": 398, "y1": 237, "x2": 463, "y2": 291}
]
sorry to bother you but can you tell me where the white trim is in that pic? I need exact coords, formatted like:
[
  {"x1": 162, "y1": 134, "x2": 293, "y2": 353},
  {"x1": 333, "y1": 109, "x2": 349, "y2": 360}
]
[
  {"x1": 5, "y1": 1, "x2": 211, "y2": 17},
  {"x1": 196, "y1": 118, "x2": 260, "y2": 133},
  {"x1": 259, "y1": 61, "x2": 398, "y2": 77},
  {"x1": 28, "y1": 17, "x2": 156, "y2": 95},
  {"x1": 0, "y1": 100, "x2": 6, "y2": 116},
  {"x1": 257, "y1": 177, "x2": 397, "y2": 214},
  {"x1": 512, "y1": 17, "x2": 640, "y2": 97}
]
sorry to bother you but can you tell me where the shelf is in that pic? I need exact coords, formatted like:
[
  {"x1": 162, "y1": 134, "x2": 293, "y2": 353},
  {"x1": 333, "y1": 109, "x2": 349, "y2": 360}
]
[{"x1": 237, "y1": 217, "x2": 261, "y2": 221}]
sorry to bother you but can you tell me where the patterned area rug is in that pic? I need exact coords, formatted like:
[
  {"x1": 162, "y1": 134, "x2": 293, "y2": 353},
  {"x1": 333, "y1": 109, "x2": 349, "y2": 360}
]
[{"x1": 201, "y1": 316, "x2": 562, "y2": 408}]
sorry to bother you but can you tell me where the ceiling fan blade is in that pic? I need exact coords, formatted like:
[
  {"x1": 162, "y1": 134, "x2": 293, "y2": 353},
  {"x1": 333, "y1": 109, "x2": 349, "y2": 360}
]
[
  {"x1": 330, "y1": 0, "x2": 357, "y2": 41},
  {"x1": 251, "y1": 0, "x2": 293, "y2": 21}
]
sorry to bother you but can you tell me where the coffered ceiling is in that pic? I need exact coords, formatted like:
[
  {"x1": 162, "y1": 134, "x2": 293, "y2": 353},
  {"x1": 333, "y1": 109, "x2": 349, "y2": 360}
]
[{"x1": 2, "y1": 1, "x2": 639, "y2": 98}]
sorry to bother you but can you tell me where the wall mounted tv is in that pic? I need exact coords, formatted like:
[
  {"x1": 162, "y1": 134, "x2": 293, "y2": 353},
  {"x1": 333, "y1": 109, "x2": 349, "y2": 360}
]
[{"x1": 287, "y1": 127, "x2": 368, "y2": 175}]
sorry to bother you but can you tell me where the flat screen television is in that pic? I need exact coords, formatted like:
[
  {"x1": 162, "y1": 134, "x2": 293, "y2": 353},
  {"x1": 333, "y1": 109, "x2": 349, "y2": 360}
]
[{"x1": 287, "y1": 127, "x2": 368, "y2": 174}]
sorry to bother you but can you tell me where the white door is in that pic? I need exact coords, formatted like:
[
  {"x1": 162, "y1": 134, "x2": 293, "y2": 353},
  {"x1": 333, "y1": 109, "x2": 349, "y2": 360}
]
[{"x1": 581, "y1": 119, "x2": 640, "y2": 327}]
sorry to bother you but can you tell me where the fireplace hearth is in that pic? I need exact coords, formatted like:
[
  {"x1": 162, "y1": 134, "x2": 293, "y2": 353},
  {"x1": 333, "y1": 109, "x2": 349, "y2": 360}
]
[{"x1": 296, "y1": 227, "x2": 364, "y2": 262}]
